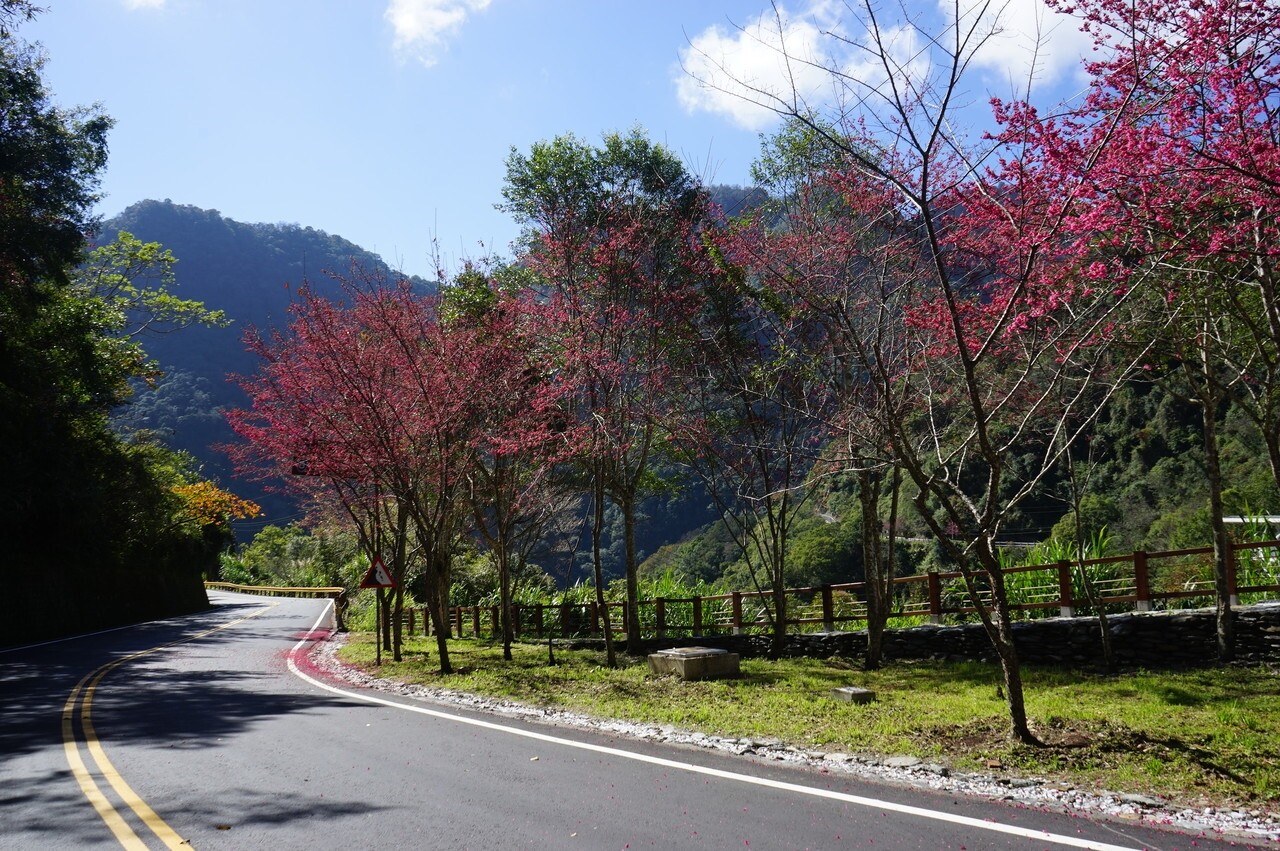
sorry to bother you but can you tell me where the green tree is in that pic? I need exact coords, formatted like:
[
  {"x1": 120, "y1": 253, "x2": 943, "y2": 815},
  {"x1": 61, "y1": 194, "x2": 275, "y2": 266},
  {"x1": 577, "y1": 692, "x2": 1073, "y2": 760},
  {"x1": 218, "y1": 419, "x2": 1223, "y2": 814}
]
[
  {"x1": 229, "y1": 524, "x2": 357, "y2": 588},
  {"x1": 0, "y1": 36, "x2": 109, "y2": 287},
  {"x1": 0, "y1": 8, "x2": 238, "y2": 644},
  {"x1": 502, "y1": 129, "x2": 719, "y2": 655}
]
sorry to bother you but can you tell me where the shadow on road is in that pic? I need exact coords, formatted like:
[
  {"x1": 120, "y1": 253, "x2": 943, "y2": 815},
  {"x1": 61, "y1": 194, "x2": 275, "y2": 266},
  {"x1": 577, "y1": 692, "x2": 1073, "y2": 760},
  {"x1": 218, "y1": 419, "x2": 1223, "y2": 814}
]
[
  {"x1": 0, "y1": 765, "x2": 397, "y2": 847},
  {"x1": 0, "y1": 599, "x2": 351, "y2": 760}
]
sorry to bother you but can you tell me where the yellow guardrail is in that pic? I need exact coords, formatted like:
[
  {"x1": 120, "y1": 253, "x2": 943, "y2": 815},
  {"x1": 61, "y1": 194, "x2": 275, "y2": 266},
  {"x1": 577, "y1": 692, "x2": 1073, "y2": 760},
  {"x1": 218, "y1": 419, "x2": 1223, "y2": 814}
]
[{"x1": 204, "y1": 581, "x2": 345, "y2": 599}]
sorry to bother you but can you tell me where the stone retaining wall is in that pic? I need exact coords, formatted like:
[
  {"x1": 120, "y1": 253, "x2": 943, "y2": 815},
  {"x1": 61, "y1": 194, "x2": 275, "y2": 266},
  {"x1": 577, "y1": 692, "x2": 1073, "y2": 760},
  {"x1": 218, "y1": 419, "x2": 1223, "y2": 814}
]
[{"x1": 632, "y1": 602, "x2": 1280, "y2": 669}]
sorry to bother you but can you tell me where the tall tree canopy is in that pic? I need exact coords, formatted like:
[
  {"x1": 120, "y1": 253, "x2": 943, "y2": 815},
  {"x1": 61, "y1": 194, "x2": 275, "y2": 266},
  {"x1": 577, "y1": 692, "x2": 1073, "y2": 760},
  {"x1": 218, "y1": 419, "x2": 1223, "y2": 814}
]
[
  {"x1": 0, "y1": 36, "x2": 109, "y2": 287},
  {"x1": 502, "y1": 129, "x2": 721, "y2": 652},
  {"x1": 0, "y1": 8, "x2": 240, "y2": 645}
]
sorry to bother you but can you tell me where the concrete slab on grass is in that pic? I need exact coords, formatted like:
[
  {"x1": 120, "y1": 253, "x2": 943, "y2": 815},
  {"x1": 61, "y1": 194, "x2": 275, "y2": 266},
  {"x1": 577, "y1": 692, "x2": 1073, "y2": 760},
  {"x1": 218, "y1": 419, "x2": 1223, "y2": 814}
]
[
  {"x1": 829, "y1": 686, "x2": 877, "y2": 703},
  {"x1": 648, "y1": 646, "x2": 740, "y2": 680}
]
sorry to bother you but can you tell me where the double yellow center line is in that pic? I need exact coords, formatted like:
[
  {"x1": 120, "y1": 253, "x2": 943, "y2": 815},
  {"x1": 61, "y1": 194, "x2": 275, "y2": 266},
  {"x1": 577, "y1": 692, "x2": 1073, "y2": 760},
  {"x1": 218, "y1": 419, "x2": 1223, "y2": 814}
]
[{"x1": 61, "y1": 606, "x2": 274, "y2": 849}]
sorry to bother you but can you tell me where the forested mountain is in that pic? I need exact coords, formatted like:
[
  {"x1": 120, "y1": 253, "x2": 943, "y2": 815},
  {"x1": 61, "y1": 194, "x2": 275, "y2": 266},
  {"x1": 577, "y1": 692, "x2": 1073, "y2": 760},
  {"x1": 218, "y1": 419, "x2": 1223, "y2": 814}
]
[
  {"x1": 100, "y1": 200, "x2": 435, "y2": 526},
  {"x1": 103, "y1": 199, "x2": 729, "y2": 580}
]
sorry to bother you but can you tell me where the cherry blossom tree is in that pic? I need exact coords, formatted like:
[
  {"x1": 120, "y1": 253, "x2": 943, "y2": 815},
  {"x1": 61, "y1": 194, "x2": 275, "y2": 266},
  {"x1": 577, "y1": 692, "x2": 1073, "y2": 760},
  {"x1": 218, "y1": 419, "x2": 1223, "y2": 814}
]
[
  {"x1": 664, "y1": 243, "x2": 832, "y2": 659},
  {"x1": 229, "y1": 273, "x2": 503, "y2": 673},
  {"x1": 502, "y1": 130, "x2": 720, "y2": 652},
  {"x1": 688, "y1": 1, "x2": 1166, "y2": 742},
  {"x1": 444, "y1": 268, "x2": 578, "y2": 661},
  {"x1": 713, "y1": 123, "x2": 913, "y2": 669},
  {"x1": 1026, "y1": 0, "x2": 1280, "y2": 660}
]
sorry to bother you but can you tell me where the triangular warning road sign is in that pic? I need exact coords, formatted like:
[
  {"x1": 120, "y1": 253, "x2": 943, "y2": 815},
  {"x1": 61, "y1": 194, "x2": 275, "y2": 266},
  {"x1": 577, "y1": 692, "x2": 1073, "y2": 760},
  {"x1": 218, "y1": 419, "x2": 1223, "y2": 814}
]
[{"x1": 359, "y1": 555, "x2": 396, "y2": 589}]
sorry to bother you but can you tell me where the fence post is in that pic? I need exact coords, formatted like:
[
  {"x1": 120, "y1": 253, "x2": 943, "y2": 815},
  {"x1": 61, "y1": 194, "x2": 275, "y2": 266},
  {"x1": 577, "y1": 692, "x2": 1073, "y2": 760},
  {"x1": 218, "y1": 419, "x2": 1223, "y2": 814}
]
[
  {"x1": 1057, "y1": 560, "x2": 1075, "y2": 618},
  {"x1": 407, "y1": 608, "x2": 416, "y2": 637},
  {"x1": 927, "y1": 572, "x2": 943, "y2": 624},
  {"x1": 821, "y1": 585, "x2": 835, "y2": 632},
  {"x1": 590, "y1": 602, "x2": 600, "y2": 635},
  {"x1": 655, "y1": 598, "x2": 666, "y2": 639},
  {"x1": 453, "y1": 606, "x2": 463, "y2": 638},
  {"x1": 560, "y1": 602, "x2": 571, "y2": 638},
  {"x1": 512, "y1": 604, "x2": 523, "y2": 639},
  {"x1": 534, "y1": 604, "x2": 545, "y2": 638},
  {"x1": 471, "y1": 606, "x2": 481, "y2": 638},
  {"x1": 692, "y1": 596, "x2": 703, "y2": 635},
  {"x1": 731, "y1": 591, "x2": 744, "y2": 635},
  {"x1": 1134, "y1": 550, "x2": 1152, "y2": 611}
]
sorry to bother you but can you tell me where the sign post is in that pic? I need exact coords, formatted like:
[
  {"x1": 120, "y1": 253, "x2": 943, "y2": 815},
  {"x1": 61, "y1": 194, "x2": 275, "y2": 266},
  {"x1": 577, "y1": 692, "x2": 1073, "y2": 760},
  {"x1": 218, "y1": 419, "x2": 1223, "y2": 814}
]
[{"x1": 360, "y1": 556, "x2": 397, "y2": 665}]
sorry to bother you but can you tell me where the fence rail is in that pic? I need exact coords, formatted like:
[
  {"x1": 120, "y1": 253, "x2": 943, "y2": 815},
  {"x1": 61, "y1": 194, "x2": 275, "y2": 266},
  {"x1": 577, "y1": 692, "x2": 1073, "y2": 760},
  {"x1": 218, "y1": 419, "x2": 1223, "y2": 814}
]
[{"x1": 400, "y1": 539, "x2": 1280, "y2": 641}]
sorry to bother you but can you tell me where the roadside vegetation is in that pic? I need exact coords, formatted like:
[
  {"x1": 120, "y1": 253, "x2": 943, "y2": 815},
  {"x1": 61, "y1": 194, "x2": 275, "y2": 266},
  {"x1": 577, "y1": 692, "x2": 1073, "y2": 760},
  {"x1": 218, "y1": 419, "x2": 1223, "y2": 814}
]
[
  {"x1": 336, "y1": 634, "x2": 1280, "y2": 809},
  {"x1": 0, "y1": 1, "x2": 260, "y2": 645}
]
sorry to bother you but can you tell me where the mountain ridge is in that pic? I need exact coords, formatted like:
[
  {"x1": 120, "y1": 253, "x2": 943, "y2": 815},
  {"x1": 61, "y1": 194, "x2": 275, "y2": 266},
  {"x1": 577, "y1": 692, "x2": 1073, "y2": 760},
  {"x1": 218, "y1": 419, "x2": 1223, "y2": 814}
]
[{"x1": 102, "y1": 199, "x2": 436, "y2": 527}]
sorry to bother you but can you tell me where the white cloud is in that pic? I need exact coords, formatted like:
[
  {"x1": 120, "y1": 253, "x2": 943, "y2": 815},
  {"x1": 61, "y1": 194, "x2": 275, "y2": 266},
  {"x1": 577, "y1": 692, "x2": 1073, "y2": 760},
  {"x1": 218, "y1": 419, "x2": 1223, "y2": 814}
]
[
  {"x1": 123, "y1": 0, "x2": 166, "y2": 9},
  {"x1": 384, "y1": 0, "x2": 491, "y2": 68},
  {"x1": 948, "y1": 0, "x2": 1092, "y2": 90},
  {"x1": 676, "y1": 1, "x2": 1092, "y2": 131},
  {"x1": 675, "y1": 3, "x2": 841, "y2": 131}
]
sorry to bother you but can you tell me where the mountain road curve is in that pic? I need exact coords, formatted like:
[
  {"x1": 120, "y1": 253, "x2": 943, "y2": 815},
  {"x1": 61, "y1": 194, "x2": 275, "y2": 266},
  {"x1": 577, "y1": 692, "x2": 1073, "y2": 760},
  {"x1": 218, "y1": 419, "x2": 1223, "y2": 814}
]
[{"x1": 0, "y1": 591, "x2": 1258, "y2": 849}]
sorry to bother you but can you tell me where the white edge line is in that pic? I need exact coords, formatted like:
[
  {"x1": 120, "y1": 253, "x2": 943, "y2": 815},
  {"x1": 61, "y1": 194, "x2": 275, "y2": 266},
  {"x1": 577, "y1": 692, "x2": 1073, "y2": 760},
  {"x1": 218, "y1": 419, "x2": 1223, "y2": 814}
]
[{"x1": 287, "y1": 605, "x2": 1140, "y2": 851}]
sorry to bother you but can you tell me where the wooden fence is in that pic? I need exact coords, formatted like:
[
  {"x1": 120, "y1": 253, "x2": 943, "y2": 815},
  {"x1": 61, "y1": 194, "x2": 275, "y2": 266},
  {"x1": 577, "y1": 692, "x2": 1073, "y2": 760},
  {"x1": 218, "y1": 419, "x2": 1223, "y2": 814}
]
[{"x1": 401, "y1": 539, "x2": 1280, "y2": 641}]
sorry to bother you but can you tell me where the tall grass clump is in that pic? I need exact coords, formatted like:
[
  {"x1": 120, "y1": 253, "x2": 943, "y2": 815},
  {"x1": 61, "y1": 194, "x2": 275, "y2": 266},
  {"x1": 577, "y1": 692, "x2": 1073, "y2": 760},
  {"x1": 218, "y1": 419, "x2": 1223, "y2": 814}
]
[
  {"x1": 1234, "y1": 508, "x2": 1280, "y2": 604},
  {"x1": 945, "y1": 528, "x2": 1122, "y2": 620}
]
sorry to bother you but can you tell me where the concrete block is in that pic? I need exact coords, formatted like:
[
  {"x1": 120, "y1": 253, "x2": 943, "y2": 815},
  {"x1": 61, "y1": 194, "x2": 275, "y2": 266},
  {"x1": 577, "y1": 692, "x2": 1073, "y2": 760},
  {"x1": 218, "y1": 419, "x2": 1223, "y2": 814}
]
[
  {"x1": 829, "y1": 686, "x2": 877, "y2": 704},
  {"x1": 648, "y1": 646, "x2": 740, "y2": 680}
]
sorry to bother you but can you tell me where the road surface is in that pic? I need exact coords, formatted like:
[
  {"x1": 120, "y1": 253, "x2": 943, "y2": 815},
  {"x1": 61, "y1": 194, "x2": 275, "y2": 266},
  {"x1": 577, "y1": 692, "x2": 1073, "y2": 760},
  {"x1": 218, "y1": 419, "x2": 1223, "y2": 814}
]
[{"x1": 0, "y1": 591, "x2": 1256, "y2": 849}]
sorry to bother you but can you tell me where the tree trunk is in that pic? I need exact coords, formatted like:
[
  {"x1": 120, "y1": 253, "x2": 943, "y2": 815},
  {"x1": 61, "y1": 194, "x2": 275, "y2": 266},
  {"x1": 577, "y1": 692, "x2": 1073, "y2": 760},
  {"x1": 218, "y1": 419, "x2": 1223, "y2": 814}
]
[
  {"x1": 390, "y1": 517, "x2": 410, "y2": 663},
  {"x1": 1202, "y1": 394, "x2": 1235, "y2": 662},
  {"x1": 426, "y1": 605, "x2": 453, "y2": 674},
  {"x1": 392, "y1": 585, "x2": 404, "y2": 663},
  {"x1": 429, "y1": 583, "x2": 453, "y2": 675},
  {"x1": 858, "y1": 469, "x2": 888, "y2": 670},
  {"x1": 498, "y1": 547, "x2": 513, "y2": 661},
  {"x1": 967, "y1": 536, "x2": 1039, "y2": 745},
  {"x1": 769, "y1": 571, "x2": 787, "y2": 660},
  {"x1": 995, "y1": 627, "x2": 1034, "y2": 743},
  {"x1": 621, "y1": 493, "x2": 642, "y2": 651},
  {"x1": 420, "y1": 548, "x2": 453, "y2": 674},
  {"x1": 1064, "y1": 444, "x2": 1115, "y2": 673},
  {"x1": 1262, "y1": 423, "x2": 1280, "y2": 499},
  {"x1": 987, "y1": 569, "x2": 1037, "y2": 744},
  {"x1": 1077, "y1": 563, "x2": 1116, "y2": 674},
  {"x1": 592, "y1": 474, "x2": 617, "y2": 667}
]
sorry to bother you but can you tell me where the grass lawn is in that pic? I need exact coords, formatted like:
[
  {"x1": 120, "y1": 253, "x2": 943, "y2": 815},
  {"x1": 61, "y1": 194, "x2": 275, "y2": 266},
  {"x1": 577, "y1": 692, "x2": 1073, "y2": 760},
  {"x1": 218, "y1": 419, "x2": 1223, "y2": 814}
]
[{"x1": 336, "y1": 634, "x2": 1279, "y2": 810}]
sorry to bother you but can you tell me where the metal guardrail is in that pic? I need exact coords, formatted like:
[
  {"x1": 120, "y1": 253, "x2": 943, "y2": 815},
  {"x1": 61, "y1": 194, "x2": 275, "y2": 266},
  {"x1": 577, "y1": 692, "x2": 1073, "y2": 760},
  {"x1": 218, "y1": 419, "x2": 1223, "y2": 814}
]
[{"x1": 204, "y1": 581, "x2": 344, "y2": 599}]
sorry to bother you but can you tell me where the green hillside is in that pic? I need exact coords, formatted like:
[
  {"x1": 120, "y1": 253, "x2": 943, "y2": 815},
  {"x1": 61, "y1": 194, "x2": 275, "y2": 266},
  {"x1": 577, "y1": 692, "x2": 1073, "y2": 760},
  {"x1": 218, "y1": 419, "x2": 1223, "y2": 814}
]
[{"x1": 101, "y1": 200, "x2": 435, "y2": 526}]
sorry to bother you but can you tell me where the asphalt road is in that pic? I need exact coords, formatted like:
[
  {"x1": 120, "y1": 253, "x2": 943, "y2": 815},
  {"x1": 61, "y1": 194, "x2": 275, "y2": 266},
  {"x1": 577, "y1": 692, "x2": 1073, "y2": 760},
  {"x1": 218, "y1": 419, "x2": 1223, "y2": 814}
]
[{"x1": 0, "y1": 591, "x2": 1258, "y2": 849}]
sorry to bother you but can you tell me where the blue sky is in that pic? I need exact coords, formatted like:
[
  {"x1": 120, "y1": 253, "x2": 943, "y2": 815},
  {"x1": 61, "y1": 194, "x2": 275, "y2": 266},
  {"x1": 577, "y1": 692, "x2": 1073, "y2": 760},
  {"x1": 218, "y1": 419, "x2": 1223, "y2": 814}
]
[{"x1": 27, "y1": 1, "x2": 1091, "y2": 280}]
